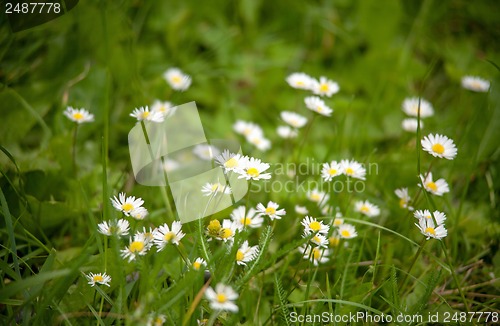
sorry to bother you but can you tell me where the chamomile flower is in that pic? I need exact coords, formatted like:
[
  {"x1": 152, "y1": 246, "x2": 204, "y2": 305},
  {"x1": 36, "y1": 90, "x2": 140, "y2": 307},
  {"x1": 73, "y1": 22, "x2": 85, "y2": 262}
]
[
  {"x1": 230, "y1": 206, "x2": 263, "y2": 229},
  {"x1": 237, "y1": 157, "x2": 272, "y2": 180},
  {"x1": 277, "y1": 126, "x2": 298, "y2": 139},
  {"x1": 332, "y1": 217, "x2": 344, "y2": 227},
  {"x1": 299, "y1": 245, "x2": 330, "y2": 265},
  {"x1": 64, "y1": 107, "x2": 94, "y2": 124},
  {"x1": 256, "y1": 201, "x2": 286, "y2": 220},
  {"x1": 86, "y1": 272, "x2": 111, "y2": 287},
  {"x1": 286, "y1": 72, "x2": 314, "y2": 90},
  {"x1": 414, "y1": 210, "x2": 447, "y2": 240},
  {"x1": 193, "y1": 144, "x2": 220, "y2": 160},
  {"x1": 308, "y1": 233, "x2": 329, "y2": 248},
  {"x1": 295, "y1": 205, "x2": 309, "y2": 215},
  {"x1": 236, "y1": 241, "x2": 259, "y2": 266},
  {"x1": 321, "y1": 161, "x2": 342, "y2": 182},
  {"x1": 146, "y1": 314, "x2": 166, "y2": 326},
  {"x1": 395, "y1": 188, "x2": 411, "y2": 209},
  {"x1": 414, "y1": 209, "x2": 447, "y2": 224},
  {"x1": 280, "y1": 111, "x2": 308, "y2": 128},
  {"x1": 247, "y1": 132, "x2": 271, "y2": 151},
  {"x1": 130, "y1": 207, "x2": 149, "y2": 220},
  {"x1": 153, "y1": 221, "x2": 185, "y2": 249},
  {"x1": 121, "y1": 233, "x2": 151, "y2": 262},
  {"x1": 402, "y1": 118, "x2": 423, "y2": 132},
  {"x1": 215, "y1": 150, "x2": 247, "y2": 173},
  {"x1": 151, "y1": 100, "x2": 174, "y2": 118},
  {"x1": 461, "y1": 76, "x2": 490, "y2": 92},
  {"x1": 233, "y1": 120, "x2": 263, "y2": 138},
  {"x1": 421, "y1": 134, "x2": 457, "y2": 160},
  {"x1": 205, "y1": 283, "x2": 239, "y2": 313},
  {"x1": 354, "y1": 200, "x2": 380, "y2": 217},
  {"x1": 340, "y1": 159, "x2": 366, "y2": 180},
  {"x1": 311, "y1": 76, "x2": 340, "y2": 97},
  {"x1": 419, "y1": 173, "x2": 450, "y2": 196},
  {"x1": 306, "y1": 188, "x2": 329, "y2": 205},
  {"x1": 130, "y1": 106, "x2": 164, "y2": 122},
  {"x1": 216, "y1": 219, "x2": 239, "y2": 242},
  {"x1": 192, "y1": 257, "x2": 207, "y2": 271},
  {"x1": 110, "y1": 193, "x2": 145, "y2": 217},
  {"x1": 304, "y1": 96, "x2": 333, "y2": 117},
  {"x1": 163, "y1": 67, "x2": 191, "y2": 91},
  {"x1": 97, "y1": 219, "x2": 130, "y2": 236},
  {"x1": 301, "y1": 216, "x2": 329, "y2": 235},
  {"x1": 201, "y1": 182, "x2": 232, "y2": 197},
  {"x1": 338, "y1": 224, "x2": 357, "y2": 239},
  {"x1": 402, "y1": 97, "x2": 434, "y2": 118}
]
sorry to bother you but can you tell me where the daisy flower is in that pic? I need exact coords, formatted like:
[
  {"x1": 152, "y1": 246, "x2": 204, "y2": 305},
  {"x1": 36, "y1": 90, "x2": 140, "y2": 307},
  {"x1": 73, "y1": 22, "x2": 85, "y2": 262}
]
[
  {"x1": 311, "y1": 76, "x2": 340, "y2": 97},
  {"x1": 230, "y1": 206, "x2": 263, "y2": 229},
  {"x1": 421, "y1": 134, "x2": 457, "y2": 160},
  {"x1": 110, "y1": 192, "x2": 145, "y2": 217},
  {"x1": 332, "y1": 217, "x2": 344, "y2": 227},
  {"x1": 215, "y1": 150, "x2": 248, "y2": 173},
  {"x1": 321, "y1": 160, "x2": 342, "y2": 182},
  {"x1": 201, "y1": 182, "x2": 231, "y2": 197},
  {"x1": 205, "y1": 283, "x2": 239, "y2": 313},
  {"x1": 247, "y1": 132, "x2": 271, "y2": 151},
  {"x1": 295, "y1": 205, "x2": 309, "y2": 215},
  {"x1": 216, "y1": 219, "x2": 239, "y2": 242},
  {"x1": 151, "y1": 100, "x2": 174, "y2": 118},
  {"x1": 299, "y1": 245, "x2": 330, "y2": 266},
  {"x1": 306, "y1": 188, "x2": 329, "y2": 205},
  {"x1": 395, "y1": 188, "x2": 411, "y2": 209},
  {"x1": 163, "y1": 67, "x2": 191, "y2": 91},
  {"x1": 153, "y1": 221, "x2": 185, "y2": 249},
  {"x1": 414, "y1": 210, "x2": 447, "y2": 240},
  {"x1": 419, "y1": 173, "x2": 450, "y2": 196},
  {"x1": 280, "y1": 111, "x2": 308, "y2": 128},
  {"x1": 304, "y1": 96, "x2": 333, "y2": 117},
  {"x1": 340, "y1": 159, "x2": 366, "y2": 180},
  {"x1": 97, "y1": 219, "x2": 130, "y2": 236},
  {"x1": 236, "y1": 240, "x2": 259, "y2": 266},
  {"x1": 402, "y1": 118, "x2": 423, "y2": 132},
  {"x1": 237, "y1": 157, "x2": 272, "y2": 181},
  {"x1": 277, "y1": 126, "x2": 298, "y2": 139},
  {"x1": 233, "y1": 120, "x2": 263, "y2": 138},
  {"x1": 146, "y1": 314, "x2": 166, "y2": 326},
  {"x1": 338, "y1": 224, "x2": 357, "y2": 239},
  {"x1": 192, "y1": 257, "x2": 207, "y2": 271},
  {"x1": 329, "y1": 235, "x2": 340, "y2": 247},
  {"x1": 286, "y1": 72, "x2": 314, "y2": 90},
  {"x1": 301, "y1": 216, "x2": 329, "y2": 235},
  {"x1": 306, "y1": 232, "x2": 329, "y2": 248},
  {"x1": 461, "y1": 76, "x2": 490, "y2": 92},
  {"x1": 402, "y1": 97, "x2": 434, "y2": 118},
  {"x1": 86, "y1": 272, "x2": 111, "y2": 287},
  {"x1": 414, "y1": 209, "x2": 447, "y2": 224},
  {"x1": 256, "y1": 201, "x2": 286, "y2": 220},
  {"x1": 130, "y1": 207, "x2": 149, "y2": 220},
  {"x1": 130, "y1": 106, "x2": 164, "y2": 122},
  {"x1": 193, "y1": 144, "x2": 220, "y2": 160},
  {"x1": 64, "y1": 107, "x2": 94, "y2": 124},
  {"x1": 354, "y1": 200, "x2": 380, "y2": 217},
  {"x1": 121, "y1": 233, "x2": 151, "y2": 262}
]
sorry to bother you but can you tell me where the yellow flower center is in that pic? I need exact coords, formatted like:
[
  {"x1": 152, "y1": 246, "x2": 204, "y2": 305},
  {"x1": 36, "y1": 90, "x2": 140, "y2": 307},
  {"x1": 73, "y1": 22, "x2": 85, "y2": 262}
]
[
  {"x1": 210, "y1": 184, "x2": 220, "y2": 192},
  {"x1": 172, "y1": 75, "x2": 182, "y2": 84},
  {"x1": 225, "y1": 157, "x2": 238, "y2": 168},
  {"x1": 154, "y1": 317, "x2": 163, "y2": 326},
  {"x1": 425, "y1": 227, "x2": 436, "y2": 235},
  {"x1": 310, "y1": 193, "x2": 321, "y2": 202},
  {"x1": 432, "y1": 143, "x2": 445, "y2": 154},
  {"x1": 247, "y1": 167, "x2": 260, "y2": 177},
  {"x1": 329, "y1": 237, "x2": 340, "y2": 247},
  {"x1": 164, "y1": 232, "x2": 174, "y2": 242},
  {"x1": 216, "y1": 293, "x2": 227, "y2": 303},
  {"x1": 399, "y1": 198, "x2": 407, "y2": 208},
  {"x1": 345, "y1": 167, "x2": 354, "y2": 175},
  {"x1": 425, "y1": 214, "x2": 432, "y2": 219},
  {"x1": 207, "y1": 220, "x2": 221, "y2": 235},
  {"x1": 72, "y1": 112, "x2": 84, "y2": 120},
  {"x1": 122, "y1": 203, "x2": 134, "y2": 212},
  {"x1": 236, "y1": 250, "x2": 244, "y2": 261},
  {"x1": 316, "y1": 106, "x2": 323, "y2": 112},
  {"x1": 360, "y1": 205, "x2": 370, "y2": 213},
  {"x1": 243, "y1": 128, "x2": 252, "y2": 136},
  {"x1": 219, "y1": 228, "x2": 233, "y2": 239},
  {"x1": 426, "y1": 182, "x2": 438, "y2": 192},
  {"x1": 240, "y1": 217, "x2": 251, "y2": 225},
  {"x1": 193, "y1": 261, "x2": 201, "y2": 270},
  {"x1": 309, "y1": 221, "x2": 321, "y2": 231},
  {"x1": 142, "y1": 111, "x2": 150, "y2": 118},
  {"x1": 312, "y1": 247, "x2": 321, "y2": 260},
  {"x1": 333, "y1": 218, "x2": 343, "y2": 226},
  {"x1": 93, "y1": 275, "x2": 104, "y2": 282},
  {"x1": 312, "y1": 235, "x2": 321, "y2": 243},
  {"x1": 265, "y1": 207, "x2": 276, "y2": 215},
  {"x1": 328, "y1": 168, "x2": 337, "y2": 176},
  {"x1": 319, "y1": 84, "x2": 329, "y2": 92},
  {"x1": 341, "y1": 230, "x2": 351, "y2": 238},
  {"x1": 296, "y1": 81, "x2": 304, "y2": 86},
  {"x1": 129, "y1": 241, "x2": 145, "y2": 253}
]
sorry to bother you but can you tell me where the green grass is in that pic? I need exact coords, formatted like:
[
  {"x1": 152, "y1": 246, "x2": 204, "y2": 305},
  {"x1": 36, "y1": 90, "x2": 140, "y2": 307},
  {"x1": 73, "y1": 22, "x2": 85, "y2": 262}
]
[{"x1": 1, "y1": 0, "x2": 500, "y2": 325}]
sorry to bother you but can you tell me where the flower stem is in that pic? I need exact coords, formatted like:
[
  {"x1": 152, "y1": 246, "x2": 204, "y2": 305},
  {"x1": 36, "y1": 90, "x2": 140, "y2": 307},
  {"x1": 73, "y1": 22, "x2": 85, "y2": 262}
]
[
  {"x1": 72, "y1": 123, "x2": 78, "y2": 176},
  {"x1": 401, "y1": 238, "x2": 426, "y2": 289}
]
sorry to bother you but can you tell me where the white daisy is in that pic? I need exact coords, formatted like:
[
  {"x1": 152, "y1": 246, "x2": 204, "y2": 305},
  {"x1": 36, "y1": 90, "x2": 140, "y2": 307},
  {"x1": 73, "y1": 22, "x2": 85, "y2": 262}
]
[
  {"x1": 97, "y1": 219, "x2": 130, "y2": 236},
  {"x1": 86, "y1": 272, "x2": 111, "y2": 287},
  {"x1": 414, "y1": 209, "x2": 447, "y2": 224},
  {"x1": 153, "y1": 221, "x2": 185, "y2": 249},
  {"x1": 193, "y1": 144, "x2": 220, "y2": 160},
  {"x1": 299, "y1": 245, "x2": 329, "y2": 266},
  {"x1": 354, "y1": 200, "x2": 380, "y2": 217},
  {"x1": 163, "y1": 67, "x2": 191, "y2": 91},
  {"x1": 419, "y1": 173, "x2": 449, "y2": 196},
  {"x1": 215, "y1": 150, "x2": 247, "y2": 173},
  {"x1": 329, "y1": 235, "x2": 340, "y2": 247},
  {"x1": 247, "y1": 132, "x2": 271, "y2": 151},
  {"x1": 295, "y1": 205, "x2": 309, "y2": 215},
  {"x1": 340, "y1": 159, "x2": 366, "y2": 180},
  {"x1": 332, "y1": 217, "x2": 344, "y2": 227},
  {"x1": 402, "y1": 118, "x2": 423, "y2": 132},
  {"x1": 233, "y1": 120, "x2": 263, "y2": 138},
  {"x1": 64, "y1": 107, "x2": 94, "y2": 124},
  {"x1": 146, "y1": 314, "x2": 166, "y2": 326},
  {"x1": 236, "y1": 240, "x2": 259, "y2": 266},
  {"x1": 395, "y1": 188, "x2": 411, "y2": 209},
  {"x1": 110, "y1": 193, "x2": 145, "y2": 217},
  {"x1": 216, "y1": 219, "x2": 239, "y2": 242},
  {"x1": 277, "y1": 126, "x2": 298, "y2": 139},
  {"x1": 237, "y1": 157, "x2": 272, "y2": 181},
  {"x1": 311, "y1": 76, "x2": 340, "y2": 97},
  {"x1": 130, "y1": 106, "x2": 164, "y2": 122},
  {"x1": 421, "y1": 133, "x2": 457, "y2": 160},
  {"x1": 414, "y1": 210, "x2": 447, "y2": 240},
  {"x1": 321, "y1": 161, "x2": 342, "y2": 182},
  {"x1": 192, "y1": 257, "x2": 207, "y2": 271},
  {"x1": 201, "y1": 182, "x2": 232, "y2": 197},
  {"x1": 461, "y1": 76, "x2": 490, "y2": 92},
  {"x1": 205, "y1": 283, "x2": 239, "y2": 313},
  {"x1": 130, "y1": 207, "x2": 149, "y2": 220},
  {"x1": 301, "y1": 216, "x2": 329, "y2": 235},
  {"x1": 402, "y1": 97, "x2": 434, "y2": 118},
  {"x1": 306, "y1": 188, "x2": 329, "y2": 205},
  {"x1": 256, "y1": 201, "x2": 286, "y2": 220},
  {"x1": 285, "y1": 72, "x2": 314, "y2": 90},
  {"x1": 280, "y1": 111, "x2": 308, "y2": 128},
  {"x1": 338, "y1": 224, "x2": 357, "y2": 239},
  {"x1": 308, "y1": 233, "x2": 329, "y2": 248},
  {"x1": 121, "y1": 233, "x2": 151, "y2": 262},
  {"x1": 150, "y1": 100, "x2": 174, "y2": 118},
  {"x1": 304, "y1": 96, "x2": 333, "y2": 117},
  {"x1": 230, "y1": 206, "x2": 263, "y2": 229}
]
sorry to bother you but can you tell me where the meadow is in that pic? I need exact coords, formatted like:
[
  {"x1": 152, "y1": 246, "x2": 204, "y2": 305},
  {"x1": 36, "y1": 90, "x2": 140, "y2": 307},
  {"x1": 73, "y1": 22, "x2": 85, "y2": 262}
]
[{"x1": 1, "y1": 0, "x2": 499, "y2": 325}]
